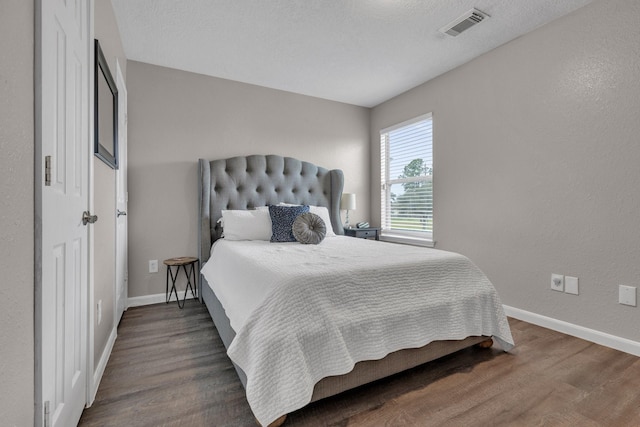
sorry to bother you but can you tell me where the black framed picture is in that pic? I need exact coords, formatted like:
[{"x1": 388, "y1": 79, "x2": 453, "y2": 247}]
[{"x1": 94, "y1": 39, "x2": 118, "y2": 169}]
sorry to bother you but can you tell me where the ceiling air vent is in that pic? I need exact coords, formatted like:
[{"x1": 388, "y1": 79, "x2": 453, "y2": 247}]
[{"x1": 439, "y1": 8, "x2": 489, "y2": 37}]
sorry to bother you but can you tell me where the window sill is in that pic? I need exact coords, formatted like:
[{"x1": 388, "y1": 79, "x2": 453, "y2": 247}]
[{"x1": 380, "y1": 233, "x2": 435, "y2": 248}]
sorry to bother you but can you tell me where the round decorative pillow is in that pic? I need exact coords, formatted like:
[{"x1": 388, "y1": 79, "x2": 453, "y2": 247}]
[{"x1": 292, "y1": 212, "x2": 326, "y2": 245}]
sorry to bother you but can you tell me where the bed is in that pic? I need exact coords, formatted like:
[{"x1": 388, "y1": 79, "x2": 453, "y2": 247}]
[{"x1": 197, "y1": 154, "x2": 514, "y2": 426}]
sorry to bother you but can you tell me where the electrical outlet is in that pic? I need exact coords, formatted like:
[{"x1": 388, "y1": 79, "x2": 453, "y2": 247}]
[
  {"x1": 565, "y1": 276, "x2": 579, "y2": 295},
  {"x1": 619, "y1": 285, "x2": 637, "y2": 307},
  {"x1": 551, "y1": 274, "x2": 564, "y2": 292},
  {"x1": 149, "y1": 259, "x2": 158, "y2": 273},
  {"x1": 97, "y1": 300, "x2": 102, "y2": 325}
]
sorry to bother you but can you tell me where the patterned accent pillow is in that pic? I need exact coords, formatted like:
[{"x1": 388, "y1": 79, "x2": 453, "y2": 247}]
[
  {"x1": 269, "y1": 205, "x2": 310, "y2": 242},
  {"x1": 293, "y1": 213, "x2": 326, "y2": 244}
]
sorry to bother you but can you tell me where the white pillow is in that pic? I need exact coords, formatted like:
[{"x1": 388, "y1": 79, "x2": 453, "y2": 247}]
[
  {"x1": 277, "y1": 203, "x2": 336, "y2": 236},
  {"x1": 220, "y1": 209, "x2": 272, "y2": 241}
]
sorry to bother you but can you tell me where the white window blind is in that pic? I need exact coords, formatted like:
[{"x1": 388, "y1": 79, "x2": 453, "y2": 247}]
[{"x1": 380, "y1": 113, "x2": 433, "y2": 241}]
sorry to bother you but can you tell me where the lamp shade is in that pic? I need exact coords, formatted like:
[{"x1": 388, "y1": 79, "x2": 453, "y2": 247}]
[{"x1": 341, "y1": 193, "x2": 356, "y2": 210}]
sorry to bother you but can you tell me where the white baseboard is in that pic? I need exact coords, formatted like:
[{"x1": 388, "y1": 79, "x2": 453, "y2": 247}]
[
  {"x1": 503, "y1": 305, "x2": 640, "y2": 357},
  {"x1": 127, "y1": 293, "x2": 166, "y2": 307},
  {"x1": 90, "y1": 326, "x2": 117, "y2": 405}
]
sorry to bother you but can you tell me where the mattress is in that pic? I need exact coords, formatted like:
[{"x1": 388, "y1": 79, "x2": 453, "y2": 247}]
[{"x1": 201, "y1": 236, "x2": 514, "y2": 425}]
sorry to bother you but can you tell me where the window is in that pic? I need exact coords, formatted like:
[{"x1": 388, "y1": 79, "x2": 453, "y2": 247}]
[{"x1": 380, "y1": 113, "x2": 433, "y2": 243}]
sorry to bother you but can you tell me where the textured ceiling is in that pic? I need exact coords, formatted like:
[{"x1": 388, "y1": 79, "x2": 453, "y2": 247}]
[{"x1": 111, "y1": 0, "x2": 594, "y2": 107}]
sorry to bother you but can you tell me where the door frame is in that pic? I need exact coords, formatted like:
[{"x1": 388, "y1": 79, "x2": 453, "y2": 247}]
[
  {"x1": 86, "y1": 0, "x2": 97, "y2": 406},
  {"x1": 115, "y1": 58, "x2": 128, "y2": 325}
]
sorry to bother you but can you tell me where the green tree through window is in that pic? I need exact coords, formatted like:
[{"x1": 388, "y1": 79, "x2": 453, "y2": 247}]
[{"x1": 393, "y1": 159, "x2": 432, "y2": 231}]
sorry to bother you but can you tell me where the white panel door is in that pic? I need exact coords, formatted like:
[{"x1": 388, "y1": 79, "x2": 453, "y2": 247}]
[
  {"x1": 115, "y1": 60, "x2": 128, "y2": 324},
  {"x1": 40, "y1": 0, "x2": 91, "y2": 426}
]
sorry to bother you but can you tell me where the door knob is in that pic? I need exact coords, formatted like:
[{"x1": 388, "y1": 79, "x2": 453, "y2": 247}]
[
  {"x1": 117, "y1": 209, "x2": 127, "y2": 217},
  {"x1": 82, "y1": 211, "x2": 98, "y2": 225}
]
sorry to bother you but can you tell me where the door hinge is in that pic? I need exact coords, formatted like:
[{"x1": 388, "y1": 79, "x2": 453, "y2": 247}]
[
  {"x1": 45, "y1": 156, "x2": 52, "y2": 186},
  {"x1": 44, "y1": 401, "x2": 50, "y2": 427}
]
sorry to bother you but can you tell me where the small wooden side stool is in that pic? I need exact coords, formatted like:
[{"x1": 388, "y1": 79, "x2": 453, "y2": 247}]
[{"x1": 164, "y1": 256, "x2": 199, "y2": 309}]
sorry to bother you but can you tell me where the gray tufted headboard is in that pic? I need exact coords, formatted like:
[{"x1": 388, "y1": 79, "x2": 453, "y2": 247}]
[{"x1": 198, "y1": 154, "x2": 344, "y2": 266}]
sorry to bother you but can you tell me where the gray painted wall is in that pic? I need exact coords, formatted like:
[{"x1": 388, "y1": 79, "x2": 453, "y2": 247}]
[
  {"x1": 92, "y1": 159, "x2": 116, "y2": 364},
  {"x1": 371, "y1": 0, "x2": 640, "y2": 342},
  {"x1": 94, "y1": 0, "x2": 126, "y2": 367},
  {"x1": 0, "y1": 0, "x2": 35, "y2": 425},
  {"x1": 126, "y1": 61, "x2": 370, "y2": 297}
]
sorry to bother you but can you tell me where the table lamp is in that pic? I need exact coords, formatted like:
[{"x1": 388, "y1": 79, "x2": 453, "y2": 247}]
[{"x1": 341, "y1": 193, "x2": 356, "y2": 229}]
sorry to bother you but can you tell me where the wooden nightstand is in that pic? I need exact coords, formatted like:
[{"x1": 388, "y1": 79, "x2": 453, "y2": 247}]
[{"x1": 344, "y1": 227, "x2": 380, "y2": 240}]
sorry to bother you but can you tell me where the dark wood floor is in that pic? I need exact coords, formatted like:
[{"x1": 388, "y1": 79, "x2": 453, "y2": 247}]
[{"x1": 79, "y1": 300, "x2": 640, "y2": 427}]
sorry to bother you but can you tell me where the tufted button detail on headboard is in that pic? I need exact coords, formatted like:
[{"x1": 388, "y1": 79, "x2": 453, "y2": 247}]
[{"x1": 200, "y1": 155, "x2": 345, "y2": 260}]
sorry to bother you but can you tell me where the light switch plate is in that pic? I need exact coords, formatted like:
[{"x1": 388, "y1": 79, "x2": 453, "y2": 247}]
[{"x1": 619, "y1": 285, "x2": 637, "y2": 306}]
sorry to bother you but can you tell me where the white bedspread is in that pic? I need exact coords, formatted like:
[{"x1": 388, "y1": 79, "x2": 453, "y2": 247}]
[{"x1": 202, "y1": 237, "x2": 514, "y2": 426}]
